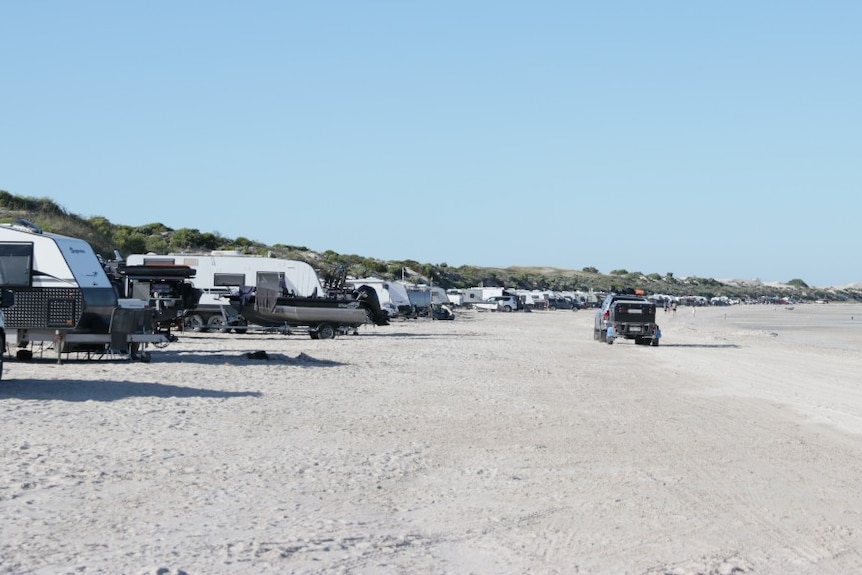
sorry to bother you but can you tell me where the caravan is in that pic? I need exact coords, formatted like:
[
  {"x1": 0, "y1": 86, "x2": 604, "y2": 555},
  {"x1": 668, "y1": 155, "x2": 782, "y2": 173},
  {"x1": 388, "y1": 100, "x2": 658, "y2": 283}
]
[{"x1": 0, "y1": 221, "x2": 195, "y2": 361}]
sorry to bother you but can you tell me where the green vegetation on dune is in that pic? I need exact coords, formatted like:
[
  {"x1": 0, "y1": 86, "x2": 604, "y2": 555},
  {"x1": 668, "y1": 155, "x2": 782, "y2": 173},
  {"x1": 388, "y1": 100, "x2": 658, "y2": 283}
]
[{"x1": 1, "y1": 190, "x2": 859, "y2": 302}]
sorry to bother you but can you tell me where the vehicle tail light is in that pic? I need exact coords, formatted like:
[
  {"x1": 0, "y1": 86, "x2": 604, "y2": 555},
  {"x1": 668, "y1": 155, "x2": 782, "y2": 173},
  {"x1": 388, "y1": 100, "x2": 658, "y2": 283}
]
[{"x1": 603, "y1": 310, "x2": 609, "y2": 320}]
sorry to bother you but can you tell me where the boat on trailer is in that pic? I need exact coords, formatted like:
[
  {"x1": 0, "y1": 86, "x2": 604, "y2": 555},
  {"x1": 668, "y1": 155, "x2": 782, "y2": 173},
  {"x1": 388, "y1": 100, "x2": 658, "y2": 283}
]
[{"x1": 228, "y1": 282, "x2": 389, "y2": 339}]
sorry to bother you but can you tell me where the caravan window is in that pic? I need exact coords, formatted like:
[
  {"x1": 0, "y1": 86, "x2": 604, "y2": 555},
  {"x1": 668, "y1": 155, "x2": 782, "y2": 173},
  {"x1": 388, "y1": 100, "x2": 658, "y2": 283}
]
[
  {"x1": 0, "y1": 242, "x2": 33, "y2": 287},
  {"x1": 142, "y1": 257, "x2": 176, "y2": 265},
  {"x1": 214, "y1": 273, "x2": 245, "y2": 287},
  {"x1": 257, "y1": 272, "x2": 283, "y2": 292}
]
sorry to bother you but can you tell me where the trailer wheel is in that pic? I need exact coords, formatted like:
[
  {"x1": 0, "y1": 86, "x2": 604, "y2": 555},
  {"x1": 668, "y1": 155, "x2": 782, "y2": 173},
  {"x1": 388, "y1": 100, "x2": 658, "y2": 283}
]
[
  {"x1": 317, "y1": 323, "x2": 337, "y2": 340},
  {"x1": 207, "y1": 315, "x2": 228, "y2": 332},
  {"x1": 185, "y1": 314, "x2": 206, "y2": 332}
]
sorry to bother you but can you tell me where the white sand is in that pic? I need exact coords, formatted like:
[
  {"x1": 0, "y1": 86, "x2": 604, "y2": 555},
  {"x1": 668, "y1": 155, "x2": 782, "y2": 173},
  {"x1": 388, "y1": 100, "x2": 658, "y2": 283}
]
[{"x1": 3, "y1": 304, "x2": 862, "y2": 574}]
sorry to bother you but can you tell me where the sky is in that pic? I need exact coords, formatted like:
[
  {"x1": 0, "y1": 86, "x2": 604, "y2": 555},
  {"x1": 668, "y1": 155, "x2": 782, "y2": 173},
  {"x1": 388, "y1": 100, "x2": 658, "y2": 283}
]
[{"x1": 1, "y1": 2, "x2": 860, "y2": 287}]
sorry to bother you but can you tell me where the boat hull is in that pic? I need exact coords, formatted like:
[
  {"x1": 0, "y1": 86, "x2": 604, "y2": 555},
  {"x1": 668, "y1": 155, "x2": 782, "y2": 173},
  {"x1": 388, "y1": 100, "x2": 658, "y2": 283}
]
[
  {"x1": 228, "y1": 284, "x2": 390, "y2": 330},
  {"x1": 234, "y1": 298, "x2": 371, "y2": 328}
]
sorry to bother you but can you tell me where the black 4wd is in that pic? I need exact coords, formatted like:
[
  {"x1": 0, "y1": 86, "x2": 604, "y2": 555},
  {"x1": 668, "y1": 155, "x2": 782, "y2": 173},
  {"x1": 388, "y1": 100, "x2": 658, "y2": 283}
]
[{"x1": 593, "y1": 292, "x2": 659, "y2": 345}]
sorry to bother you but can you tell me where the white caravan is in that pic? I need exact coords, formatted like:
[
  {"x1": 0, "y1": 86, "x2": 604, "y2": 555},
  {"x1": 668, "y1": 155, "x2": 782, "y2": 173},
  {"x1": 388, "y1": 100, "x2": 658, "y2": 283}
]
[
  {"x1": 0, "y1": 221, "x2": 184, "y2": 361},
  {"x1": 125, "y1": 251, "x2": 327, "y2": 331}
]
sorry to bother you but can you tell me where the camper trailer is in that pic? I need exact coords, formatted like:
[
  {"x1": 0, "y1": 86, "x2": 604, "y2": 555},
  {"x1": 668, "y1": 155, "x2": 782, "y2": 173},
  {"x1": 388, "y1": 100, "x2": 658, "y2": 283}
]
[
  {"x1": 0, "y1": 221, "x2": 187, "y2": 361},
  {"x1": 125, "y1": 252, "x2": 330, "y2": 332}
]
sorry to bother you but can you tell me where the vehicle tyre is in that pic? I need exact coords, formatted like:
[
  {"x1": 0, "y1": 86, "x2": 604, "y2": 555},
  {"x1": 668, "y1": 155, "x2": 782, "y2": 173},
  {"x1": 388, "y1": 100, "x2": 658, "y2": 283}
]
[
  {"x1": 502, "y1": 305, "x2": 513, "y2": 312},
  {"x1": 651, "y1": 338, "x2": 659, "y2": 347},
  {"x1": 0, "y1": 334, "x2": 4, "y2": 381},
  {"x1": 593, "y1": 328, "x2": 599, "y2": 340},
  {"x1": 600, "y1": 329, "x2": 607, "y2": 343},
  {"x1": 309, "y1": 331, "x2": 320, "y2": 340},
  {"x1": 207, "y1": 315, "x2": 228, "y2": 332},
  {"x1": 549, "y1": 305, "x2": 556, "y2": 311},
  {"x1": 185, "y1": 314, "x2": 206, "y2": 332},
  {"x1": 317, "y1": 323, "x2": 337, "y2": 340}
]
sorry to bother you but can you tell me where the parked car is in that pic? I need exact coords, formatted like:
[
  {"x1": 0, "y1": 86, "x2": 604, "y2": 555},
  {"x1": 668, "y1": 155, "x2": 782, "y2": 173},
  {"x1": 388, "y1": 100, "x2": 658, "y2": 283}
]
[
  {"x1": 496, "y1": 295, "x2": 521, "y2": 312},
  {"x1": 477, "y1": 295, "x2": 519, "y2": 312},
  {"x1": 548, "y1": 297, "x2": 580, "y2": 311}
]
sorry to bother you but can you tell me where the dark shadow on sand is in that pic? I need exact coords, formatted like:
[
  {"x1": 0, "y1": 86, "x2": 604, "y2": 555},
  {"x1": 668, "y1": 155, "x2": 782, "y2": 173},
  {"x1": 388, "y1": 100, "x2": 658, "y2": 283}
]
[
  {"x1": 655, "y1": 343, "x2": 740, "y2": 349},
  {"x1": 0, "y1": 378, "x2": 263, "y2": 402},
  {"x1": 6, "y1": 349, "x2": 347, "y2": 368},
  {"x1": 354, "y1": 331, "x2": 466, "y2": 338}
]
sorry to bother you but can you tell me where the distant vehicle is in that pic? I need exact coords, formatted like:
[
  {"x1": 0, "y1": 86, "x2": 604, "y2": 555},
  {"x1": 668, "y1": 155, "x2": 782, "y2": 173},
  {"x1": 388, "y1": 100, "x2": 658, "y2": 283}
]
[
  {"x1": 548, "y1": 297, "x2": 580, "y2": 311},
  {"x1": 488, "y1": 295, "x2": 520, "y2": 312},
  {"x1": 473, "y1": 295, "x2": 520, "y2": 312},
  {"x1": 594, "y1": 292, "x2": 659, "y2": 345}
]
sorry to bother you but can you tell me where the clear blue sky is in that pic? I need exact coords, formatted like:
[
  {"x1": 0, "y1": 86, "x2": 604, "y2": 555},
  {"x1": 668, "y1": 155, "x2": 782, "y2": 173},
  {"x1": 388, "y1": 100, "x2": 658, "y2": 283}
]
[{"x1": 2, "y1": 2, "x2": 860, "y2": 287}]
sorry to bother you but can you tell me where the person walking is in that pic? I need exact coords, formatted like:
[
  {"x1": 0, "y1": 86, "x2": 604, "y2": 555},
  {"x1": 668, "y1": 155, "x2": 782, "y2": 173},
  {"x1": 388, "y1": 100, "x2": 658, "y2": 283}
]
[{"x1": 651, "y1": 324, "x2": 661, "y2": 346}]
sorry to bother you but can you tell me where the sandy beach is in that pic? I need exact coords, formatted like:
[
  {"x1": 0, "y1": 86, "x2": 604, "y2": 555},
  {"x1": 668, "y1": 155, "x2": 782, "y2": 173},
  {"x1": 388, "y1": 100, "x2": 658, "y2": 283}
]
[{"x1": 3, "y1": 303, "x2": 862, "y2": 574}]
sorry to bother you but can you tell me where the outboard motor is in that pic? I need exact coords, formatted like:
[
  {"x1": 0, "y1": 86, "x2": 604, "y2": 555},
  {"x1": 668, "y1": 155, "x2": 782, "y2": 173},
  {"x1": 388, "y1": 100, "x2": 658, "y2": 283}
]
[{"x1": 355, "y1": 285, "x2": 389, "y2": 326}]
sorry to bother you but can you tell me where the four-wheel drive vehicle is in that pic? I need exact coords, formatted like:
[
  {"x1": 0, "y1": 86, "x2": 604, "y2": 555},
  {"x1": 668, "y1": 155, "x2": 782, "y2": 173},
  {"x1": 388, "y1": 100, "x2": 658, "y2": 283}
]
[{"x1": 594, "y1": 292, "x2": 659, "y2": 345}]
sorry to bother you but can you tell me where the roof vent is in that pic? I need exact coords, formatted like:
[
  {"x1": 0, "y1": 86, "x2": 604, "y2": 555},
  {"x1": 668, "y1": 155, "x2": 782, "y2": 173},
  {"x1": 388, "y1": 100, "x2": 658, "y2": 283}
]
[{"x1": 14, "y1": 218, "x2": 43, "y2": 234}]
